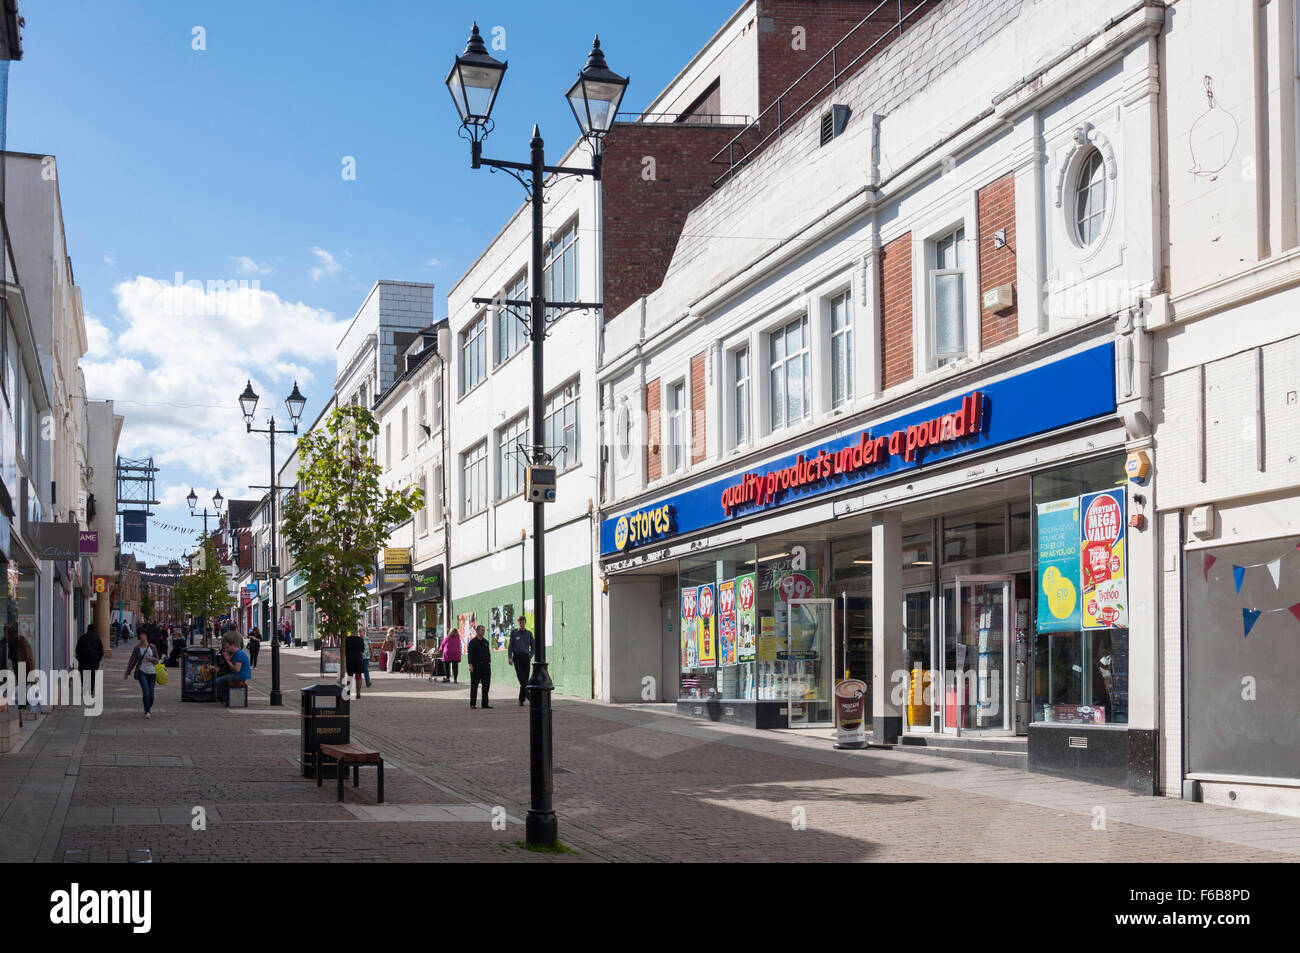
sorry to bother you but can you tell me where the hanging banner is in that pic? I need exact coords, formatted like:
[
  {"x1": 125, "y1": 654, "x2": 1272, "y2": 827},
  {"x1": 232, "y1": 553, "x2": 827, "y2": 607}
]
[
  {"x1": 123, "y1": 511, "x2": 148, "y2": 543},
  {"x1": 1036, "y1": 498, "x2": 1082, "y2": 632},
  {"x1": 718, "y1": 580, "x2": 738, "y2": 667},
  {"x1": 735, "y1": 572, "x2": 757, "y2": 663},
  {"x1": 1080, "y1": 489, "x2": 1127, "y2": 629},
  {"x1": 697, "y1": 583, "x2": 716, "y2": 668},
  {"x1": 680, "y1": 586, "x2": 698, "y2": 668}
]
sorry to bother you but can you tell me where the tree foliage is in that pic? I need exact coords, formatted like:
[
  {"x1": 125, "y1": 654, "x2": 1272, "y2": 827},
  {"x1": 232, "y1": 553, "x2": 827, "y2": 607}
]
[
  {"x1": 173, "y1": 535, "x2": 231, "y2": 624},
  {"x1": 281, "y1": 405, "x2": 423, "y2": 644}
]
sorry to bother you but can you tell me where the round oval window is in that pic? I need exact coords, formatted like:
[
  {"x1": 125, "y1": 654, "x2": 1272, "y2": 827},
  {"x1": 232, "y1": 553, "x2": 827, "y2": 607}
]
[{"x1": 1073, "y1": 148, "x2": 1107, "y2": 247}]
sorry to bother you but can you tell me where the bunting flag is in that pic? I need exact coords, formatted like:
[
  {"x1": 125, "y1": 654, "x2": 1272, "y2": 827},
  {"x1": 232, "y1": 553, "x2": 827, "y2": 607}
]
[
  {"x1": 1202, "y1": 554, "x2": 1216, "y2": 581},
  {"x1": 1224, "y1": 547, "x2": 1299, "y2": 591},
  {"x1": 1239, "y1": 602, "x2": 1300, "y2": 637},
  {"x1": 1233, "y1": 565, "x2": 1246, "y2": 593},
  {"x1": 1267, "y1": 558, "x2": 1282, "y2": 589}
]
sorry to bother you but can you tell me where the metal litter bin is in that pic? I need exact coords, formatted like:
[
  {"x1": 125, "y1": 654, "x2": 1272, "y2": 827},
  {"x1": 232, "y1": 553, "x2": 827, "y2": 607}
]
[
  {"x1": 181, "y1": 646, "x2": 217, "y2": 703},
  {"x1": 301, "y1": 683, "x2": 350, "y2": 779}
]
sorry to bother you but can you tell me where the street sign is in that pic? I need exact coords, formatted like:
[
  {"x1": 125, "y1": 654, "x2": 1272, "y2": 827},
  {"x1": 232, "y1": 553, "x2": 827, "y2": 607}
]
[
  {"x1": 269, "y1": 566, "x2": 281, "y2": 578},
  {"x1": 255, "y1": 571, "x2": 268, "y2": 581}
]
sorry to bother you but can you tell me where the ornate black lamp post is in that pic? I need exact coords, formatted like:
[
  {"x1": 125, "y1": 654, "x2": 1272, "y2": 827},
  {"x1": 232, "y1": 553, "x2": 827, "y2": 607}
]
[
  {"x1": 446, "y1": 24, "x2": 626, "y2": 849},
  {"x1": 187, "y1": 487, "x2": 223, "y2": 637},
  {"x1": 239, "y1": 380, "x2": 306, "y2": 706}
]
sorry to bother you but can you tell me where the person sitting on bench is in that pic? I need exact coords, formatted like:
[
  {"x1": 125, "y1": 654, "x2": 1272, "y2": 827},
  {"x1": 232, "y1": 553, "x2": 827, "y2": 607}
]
[{"x1": 215, "y1": 636, "x2": 252, "y2": 705}]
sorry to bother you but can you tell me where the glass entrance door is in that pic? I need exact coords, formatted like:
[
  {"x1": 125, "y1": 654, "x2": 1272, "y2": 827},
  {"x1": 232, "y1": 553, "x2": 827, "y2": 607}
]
[
  {"x1": 786, "y1": 599, "x2": 834, "y2": 727},
  {"x1": 943, "y1": 576, "x2": 1013, "y2": 733},
  {"x1": 903, "y1": 588, "x2": 934, "y2": 731}
]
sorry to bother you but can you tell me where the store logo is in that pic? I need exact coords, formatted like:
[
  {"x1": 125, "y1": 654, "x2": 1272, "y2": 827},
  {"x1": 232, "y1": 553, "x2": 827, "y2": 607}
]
[
  {"x1": 721, "y1": 392, "x2": 987, "y2": 516},
  {"x1": 613, "y1": 503, "x2": 676, "y2": 551}
]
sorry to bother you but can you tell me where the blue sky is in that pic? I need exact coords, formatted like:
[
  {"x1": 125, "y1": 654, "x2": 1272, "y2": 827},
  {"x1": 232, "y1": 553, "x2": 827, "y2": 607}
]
[{"x1": 6, "y1": 0, "x2": 740, "y2": 563}]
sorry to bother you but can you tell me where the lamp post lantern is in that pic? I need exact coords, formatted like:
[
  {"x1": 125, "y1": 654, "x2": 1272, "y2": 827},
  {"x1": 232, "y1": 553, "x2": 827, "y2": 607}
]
[
  {"x1": 188, "y1": 487, "x2": 224, "y2": 639},
  {"x1": 240, "y1": 379, "x2": 306, "y2": 706},
  {"x1": 447, "y1": 26, "x2": 626, "y2": 849}
]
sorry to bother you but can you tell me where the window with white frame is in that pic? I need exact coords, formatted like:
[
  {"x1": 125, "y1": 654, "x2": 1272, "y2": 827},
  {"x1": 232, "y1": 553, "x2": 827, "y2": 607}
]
[
  {"x1": 433, "y1": 464, "x2": 444, "y2": 524},
  {"x1": 931, "y1": 227, "x2": 966, "y2": 367},
  {"x1": 460, "y1": 313, "x2": 487, "y2": 395},
  {"x1": 461, "y1": 441, "x2": 487, "y2": 518},
  {"x1": 497, "y1": 270, "x2": 528, "y2": 365},
  {"x1": 734, "y1": 346, "x2": 751, "y2": 448},
  {"x1": 401, "y1": 407, "x2": 408, "y2": 458},
  {"x1": 829, "y1": 290, "x2": 853, "y2": 408},
  {"x1": 668, "y1": 380, "x2": 687, "y2": 473},
  {"x1": 1073, "y1": 148, "x2": 1107, "y2": 247},
  {"x1": 433, "y1": 378, "x2": 444, "y2": 430},
  {"x1": 543, "y1": 379, "x2": 580, "y2": 470},
  {"x1": 497, "y1": 413, "x2": 529, "y2": 500},
  {"x1": 769, "y1": 315, "x2": 810, "y2": 433},
  {"x1": 385, "y1": 423, "x2": 392, "y2": 470},
  {"x1": 544, "y1": 221, "x2": 578, "y2": 322},
  {"x1": 417, "y1": 473, "x2": 428, "y2": 533},
  {"x1": 417, "y1": 389, "x2": 427, "y2": 442}
]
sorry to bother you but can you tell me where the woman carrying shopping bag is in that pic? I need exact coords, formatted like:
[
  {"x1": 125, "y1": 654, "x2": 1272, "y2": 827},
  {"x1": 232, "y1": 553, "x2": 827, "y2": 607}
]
[
  {"x1": 440, "y1": 627, "x2": 462, "y2": 683},
  {"x1": 124, "y1": 629, "x2": 161, "y2": 719}
]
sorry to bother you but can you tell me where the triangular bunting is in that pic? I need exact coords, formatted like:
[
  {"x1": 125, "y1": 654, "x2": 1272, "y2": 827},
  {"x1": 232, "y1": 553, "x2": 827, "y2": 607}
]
[
  {"x1": 1268, "y1": 558, "x2": 1282, "y2": 590},
  {"x1": 1242, "y1": 608, "x2": 1262, "y2": 637},
  {"x1": 1203, "y1": 554, "x2": 1216, "y2": 581},
  {"x1": 1233, "y1": 565, "x2": 1246, "y2": 593},
  {"x1": 1289, "y1": 603, "x2": 1300, "y2": 624}
]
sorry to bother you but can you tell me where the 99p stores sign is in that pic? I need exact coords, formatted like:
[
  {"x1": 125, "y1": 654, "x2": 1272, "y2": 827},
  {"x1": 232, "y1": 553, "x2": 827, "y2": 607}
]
[{"x1": 1080, "y1": 490, "x2": 1127, "y2": 629}]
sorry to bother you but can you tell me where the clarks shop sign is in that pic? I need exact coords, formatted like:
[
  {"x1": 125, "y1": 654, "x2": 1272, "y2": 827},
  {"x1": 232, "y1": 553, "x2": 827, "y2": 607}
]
[{"x1": 601, "y1": 343, "x2": 1117, "y2": 557}]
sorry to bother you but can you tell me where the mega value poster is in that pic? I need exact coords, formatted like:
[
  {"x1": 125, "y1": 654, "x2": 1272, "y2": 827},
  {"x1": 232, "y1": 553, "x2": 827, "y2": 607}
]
[
  {"x1": 735, "y1": 572, "x2": 757, "y2": 663},
  {"x1": 697, "y1": 583, "x2": 717, "y2": 667},
  {"x1": 1036, "y1": 498, "x2": 1082, "y2": 632},
  {"x1": 718, "y1": 580, "x2": 738, "y2": 667},
  {"x1": 1080, "y1": 489, "x2": 1127, "y2": 629}
]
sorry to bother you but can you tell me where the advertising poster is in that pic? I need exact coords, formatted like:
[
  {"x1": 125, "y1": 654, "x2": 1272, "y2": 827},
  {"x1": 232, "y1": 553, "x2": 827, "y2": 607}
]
[
  {"x1": 1036, "y1": 498, "x2": 1082, "y2": 633},
  {"x1": 680, "y1": 586, "x2": 698, "y2": 668},
  {"x1": 757, "y1": 616, "x2": 777, "y2": 662},
  {"x1": 718, "y1": 580, "x2": 737, "y2": 667},
  {"x1": 697, "y1": 583, "x2": 717, "y2": 668},
  {"x1": 774, "y1": 569, "x2": 819, "y2": 604},
  {"x1": 735, "y1": 573, "x2": 757, "y2": 663},
  {"x1": 1080, "y1": 489, "x2": 1127, "y2": 629},
  {"x1": 834, "y1": 679, "x2": 868, "y2": 748}
]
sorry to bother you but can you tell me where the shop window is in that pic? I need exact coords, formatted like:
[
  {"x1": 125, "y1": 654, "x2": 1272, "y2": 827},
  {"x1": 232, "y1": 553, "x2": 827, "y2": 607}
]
[
  {"x1": 1009, "y1": 502, "x2": 1031, "y2": 553},
  {"x1": 943, "y1": 505, "x2": 1006, "y2": 562},
  {"x1": 1185, "y1": 536, "x2": 1300, "y2": 780},
  {"x1": 902, "y1": 522, "x2": 933, "y2": 569},
  {"x1": 1030, "y1": 455, "x2": 1129, "y2": 725}
]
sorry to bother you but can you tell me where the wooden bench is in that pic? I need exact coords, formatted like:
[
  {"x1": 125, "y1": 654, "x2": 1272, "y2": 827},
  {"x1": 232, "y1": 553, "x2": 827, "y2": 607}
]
[{"x1": 317, "y1": 743, "x2": 384, "y2": 803}]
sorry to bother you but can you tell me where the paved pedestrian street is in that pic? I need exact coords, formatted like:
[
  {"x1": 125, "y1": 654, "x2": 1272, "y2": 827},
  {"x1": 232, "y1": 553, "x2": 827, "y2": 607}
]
[{"x1": 2, "y1": 646, "x2": 1298, "y2": 864}]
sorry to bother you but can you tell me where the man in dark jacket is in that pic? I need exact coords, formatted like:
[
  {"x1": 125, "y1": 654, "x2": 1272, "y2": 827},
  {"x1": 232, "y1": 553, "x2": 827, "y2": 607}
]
[
  {"x1": 76, "y1": 624, "x2": 104, "y2": 702},
  {"x1": 508, "y1": 615, "x2": 534, "y2": 707},
  {"x1": 467, "y1": 624, "x2": 492, "y2": 709}
]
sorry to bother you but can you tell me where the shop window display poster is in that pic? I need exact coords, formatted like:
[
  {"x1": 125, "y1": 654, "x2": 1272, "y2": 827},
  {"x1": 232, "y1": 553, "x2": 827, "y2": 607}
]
[
  {"x1": 757, "y1": 615, "x2": 777, "y2": 662},
  {"x1": 1079, "y1": 489, "x2": 1127, "y2": 629},
  {"x1": 735, "y1": 572, "x2": 757, "y2": 663},
  {"x1": 697, "y1": 583, "x2": 717, "y2": 667},
  {"x1": 1036, "y1": 498, "x2": 1081, "y2": 633},
  {"x1": 718, "y1": 580, "x2": 737, "y2": 667}
]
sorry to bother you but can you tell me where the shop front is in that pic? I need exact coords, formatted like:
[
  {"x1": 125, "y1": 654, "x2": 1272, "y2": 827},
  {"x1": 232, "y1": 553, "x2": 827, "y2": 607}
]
[
  {"x1": 411, "y1": 566, "x2": 444, "y2": 649},
  {"x1": 601, "y1": 341, "x2": 1151, "y2": 788}
]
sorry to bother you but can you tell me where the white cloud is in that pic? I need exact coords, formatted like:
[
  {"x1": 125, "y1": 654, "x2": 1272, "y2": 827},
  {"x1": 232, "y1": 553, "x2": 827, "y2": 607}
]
[
  {"x1": 81, "y1": 276, "x2": 345, "y2": 501},
  {"x1": 234, "y1": 256, "x2": 274, "y2": 275},
  {"x1": 103, "y1": 254, "x2": 117, "y2": 266},
  {"x1": 426, "y1": 257, "x2": 442, "y2": 268},
  {"x1": 309, "y1": 247, "x2": 343, "y2": 282}
]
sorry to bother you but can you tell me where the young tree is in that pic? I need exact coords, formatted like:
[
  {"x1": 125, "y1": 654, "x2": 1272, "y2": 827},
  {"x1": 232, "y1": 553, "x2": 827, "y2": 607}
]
[
  {"x1": 281, "y1": 405, "x2": 422, "y2": 669},
  {"x1": 174, "y1": 535, "x2": 232, "y2": 636}
]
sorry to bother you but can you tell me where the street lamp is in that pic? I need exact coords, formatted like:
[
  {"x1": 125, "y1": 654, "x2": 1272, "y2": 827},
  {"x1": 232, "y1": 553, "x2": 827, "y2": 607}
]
[
  {"x1": 239, "y1": 379, "x2": 306, "y2": 707},
  {"x1": 447, "y1": 26, "x2": 626, "y2": 849},
  {"x1": 188, "y1": 487, "x2": 224, "y2": 639}
]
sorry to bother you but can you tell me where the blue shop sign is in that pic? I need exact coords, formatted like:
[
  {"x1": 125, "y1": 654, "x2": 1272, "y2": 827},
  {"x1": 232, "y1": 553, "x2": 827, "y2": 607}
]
[{"x1": 601, "y1": 342, "x2": 1117, "y2": 556}]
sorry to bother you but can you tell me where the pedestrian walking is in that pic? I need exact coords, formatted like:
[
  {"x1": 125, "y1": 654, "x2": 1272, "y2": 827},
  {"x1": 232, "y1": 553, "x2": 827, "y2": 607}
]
[
  {"x1": 247, "y1": 627, "x2": 262, "y2": 668},
  {"x1": 344, "y1": 627, "x2": 369, "y2": 696},
  {"x1": 124, "y1": 629, "x2": 160, "y2": 718},
  {"x1": 76, "y1": 624, "x2": 104, "y2": 706},
  {"x1": 509, "y1": 614, "x2": 534, "y2": 706},
  {"x1": 383, "y1": 627, "x2": 398, "y2": 673},
  {"x1": 110, "y1": 620, "x2": 120, "y2": 647},
  {"x1": 468, "y1": 624, "x2": 492, "y2": 709},
  {"x1": 440, "y1": 627, "x2": 461, "y2": 683}
]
